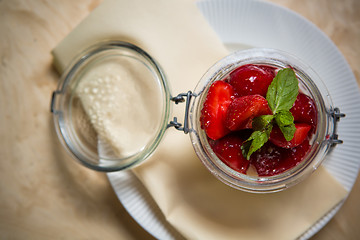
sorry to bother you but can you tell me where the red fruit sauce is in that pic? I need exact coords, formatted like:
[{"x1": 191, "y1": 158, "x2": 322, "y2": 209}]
[{"x1": 200, "y1": 64, "x2": 317, "y2": 176}]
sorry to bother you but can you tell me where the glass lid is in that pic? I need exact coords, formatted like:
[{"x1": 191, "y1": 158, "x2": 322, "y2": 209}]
[{"x1": 51, "y1": 41, "x2": 171, "y2": 171}]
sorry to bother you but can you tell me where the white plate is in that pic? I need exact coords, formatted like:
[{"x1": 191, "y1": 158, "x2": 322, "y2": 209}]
[{"x1": 108, "y1": 0, "x2": 360, "y2": 239}]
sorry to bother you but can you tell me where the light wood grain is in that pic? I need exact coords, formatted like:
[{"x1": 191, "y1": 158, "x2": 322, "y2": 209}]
[{"x1": 0, "y1": 0, "x2": 359, "y2": 239}]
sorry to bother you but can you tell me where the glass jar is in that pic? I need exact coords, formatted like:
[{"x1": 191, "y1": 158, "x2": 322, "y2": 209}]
[
  {"x1": 189, "y1": 48, "x2": 344, "y2": 193},
  {"x1": 51, "y1": 42, "x2": 343, "y2": 192},
  {"x1": 51, "y1": 41, "x2": 171, "y2": 171}
]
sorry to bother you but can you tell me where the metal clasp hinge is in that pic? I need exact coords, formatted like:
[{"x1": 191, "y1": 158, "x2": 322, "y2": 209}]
[
  {"x1": 329, "y1": 107, "x2": 345, "y2": 148},
  {"x1": 167, "y1": 91, "x2": 195, "y2": 134}
]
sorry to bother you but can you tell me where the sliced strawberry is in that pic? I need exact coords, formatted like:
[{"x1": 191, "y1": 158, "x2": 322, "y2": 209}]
[
  {"x1": 290, "y1": 93, "x2": 317, "y2": 127},
  {"x1": 211, "y1": 134, "x2": 250, "y2": 174},
  {"x1": 228, "y1": 64, "x2": 275, "y2": 97},
  {"x1": 269, "y1": 123, "x2": 311, "y2": 148},
  {"x1": 200, "y1": 81, "x2": 235, "y2": 140},
  {"x1": 225, "y1": 95, "x2": 272, "y2": 131},
  {"x1": 251, "y1": 140, "x2": 310, "y2": 176}
]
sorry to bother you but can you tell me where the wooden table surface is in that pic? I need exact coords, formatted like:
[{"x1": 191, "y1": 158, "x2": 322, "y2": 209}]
[{"x1": 1, "y1": 0, "x2": 359, "y2": 239}]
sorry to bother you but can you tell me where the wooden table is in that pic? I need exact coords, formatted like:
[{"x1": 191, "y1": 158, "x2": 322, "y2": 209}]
[{"x1": 1, "y1": 0, "x2": 359, "y2": 239}]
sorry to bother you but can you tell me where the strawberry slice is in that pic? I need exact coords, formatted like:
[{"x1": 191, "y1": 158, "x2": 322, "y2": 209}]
[
  {"x1": 225, "y1": 95, "x2": 271, "y2": 131},
  {"x1": 228, "y1": 64, "x2": 275, "y2": 97},
  {"x1": 269, "y1": 123, "x2": 311, "y2": 148},
  {"x1": 290, "y1": 93, "x2": 317, "y2": 127},
  {"x1": 200, "y1": 81, "x2": 235, "y2": 140},
  {"x1": 211, "y1": 134, "x2": 250, "y2": 174},
  {"x1": 251, "y1": 140, "x2": 310, "y2": 176}
]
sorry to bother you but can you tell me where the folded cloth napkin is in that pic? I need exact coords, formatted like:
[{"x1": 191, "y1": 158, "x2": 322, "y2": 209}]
[{"x1": 52, "y1": 0, "x2": 348, "y2": 239}]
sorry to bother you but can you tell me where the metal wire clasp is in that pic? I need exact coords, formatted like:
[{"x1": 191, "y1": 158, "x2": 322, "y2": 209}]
[
  {"x1": 329, "y1": 107, "x2": 345, "y2": 148},
  {"x1": 167, "y1": 91, "x2": 195, "y2": 134}
]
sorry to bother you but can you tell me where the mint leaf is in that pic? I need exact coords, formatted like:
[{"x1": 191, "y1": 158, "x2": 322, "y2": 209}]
[
  {"x1": 241, "y1": 124, "x2": 272, "y2": 160},
  {"x1": 275, "y1": 109, "x2": 296, "y2": 141},
  {"x1": 275, "y1": 110, "x2": 294, "y2": 126},
  {"x1": 279, "y1": 124, "x2": 296, "y2": 141},
  {"x1": 242, "y1": 115, "x2": 274, "y2": 160},
  {"x1": 266, "y1": 68, "x2": 299, "y2": 114},
  {"x1": 252, "y1": 115, "x2": 274, "y2": 131}
]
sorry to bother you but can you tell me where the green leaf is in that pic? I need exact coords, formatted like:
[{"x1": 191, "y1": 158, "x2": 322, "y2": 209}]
[
  {"x1": 241, "y1": 125, "x2": 273, "y2": 160},
  {"x1": 275, "y1": 111, "x2": 296, "y2": 141},
  {"x1": 279, "y1": 124, "x2": 296, "y2": 141},
  {"x1": 252, "y1": 115, "x2": 274, "y2": 131},
  {"x1": 266, "y1": 68, "x2": 299, "y2": 114},
  {"x1": 241, "y1": 141, "x2": 252, "y2": 160},
  {"x1": 275, "y1": 111, "x2": 294, "y2": 126}
]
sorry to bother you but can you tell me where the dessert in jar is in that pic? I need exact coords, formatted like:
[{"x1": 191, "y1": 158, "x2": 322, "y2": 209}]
[
  {"x1": 189, "y1": 48, "x2": 344, "y2": 193},
  {"x1": 200, "y1": 64, "x2": 316, "y2": 177}
]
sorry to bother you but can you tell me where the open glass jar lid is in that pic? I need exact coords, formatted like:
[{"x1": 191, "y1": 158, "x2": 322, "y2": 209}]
[
  {"x1": 51, "y1": 41, "x2": 344, "y2": 192},
  {"x1": 51, "y1": 41, "x2": 171, "y2": 171}
]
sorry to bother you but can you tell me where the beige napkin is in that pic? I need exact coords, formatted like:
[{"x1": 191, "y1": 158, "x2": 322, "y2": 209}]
[{"x1": 52, "y1": 0, "x2": 348, "y2": 239}]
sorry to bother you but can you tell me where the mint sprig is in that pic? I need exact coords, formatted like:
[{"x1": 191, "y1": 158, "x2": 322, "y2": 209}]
[
  {"x1": 241, "y1": 68, "x2": 299, "y2": 160},
  {"x1": 266, "y1": 68, "x2": 299, "y2": 113},
  {"x1": 242, "y1": 115, "x2": 273, "y2": 160},
  {"x1": 275, "y1": 110, "x2": 296, "y2": 141}
]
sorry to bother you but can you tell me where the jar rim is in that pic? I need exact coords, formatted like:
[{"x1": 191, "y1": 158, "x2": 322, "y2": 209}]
[{"x1": 51, "y1": 41, "x2": 171, "y2": 171}]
